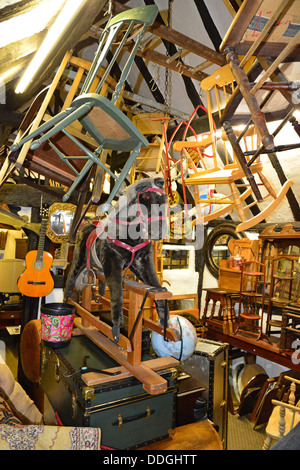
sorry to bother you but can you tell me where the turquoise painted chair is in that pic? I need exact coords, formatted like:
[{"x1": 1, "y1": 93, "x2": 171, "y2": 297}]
[{"x1": 11, "y1": 5, "x2": 158, "y2": 213}]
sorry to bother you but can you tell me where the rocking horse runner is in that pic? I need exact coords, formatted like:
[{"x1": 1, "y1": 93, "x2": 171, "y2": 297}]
[{"x1": 64, "y1": 177, "x2": 169, "y2": 343}]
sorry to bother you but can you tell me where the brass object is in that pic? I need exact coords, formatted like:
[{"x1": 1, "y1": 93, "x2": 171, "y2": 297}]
[
  {"x1": 46, "y1": 202, "x2": 76, "y2": 243},
  {"x1": 46, "y1": 202, "x2": 97, "y2": 242},
  {"x1": 117, "y1": 413, "x2": 123, "y2": 429},
  {"x1": 54, "y1": 357, "x2": 61, "y2": 383},
  {"x1": 146, "y1": 406, "x2": 151, "y2": 420},
  {"x1": 82, "y1": 386, "x2": 96, "y2": 402},
  {"x1": 72, "y1": 390, "x2": 78, "y2": 418},
  {"x1": 40, "y1": 347, "x2": 47, "y2": 375},
  {"x1": 170, "y1": 367, "x2": 178, "y2": 380}
]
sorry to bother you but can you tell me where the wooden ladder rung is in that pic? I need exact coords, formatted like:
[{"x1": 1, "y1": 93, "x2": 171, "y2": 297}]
[{"x1": 243, "y1": 193, "x2": 272, "y2": 211}]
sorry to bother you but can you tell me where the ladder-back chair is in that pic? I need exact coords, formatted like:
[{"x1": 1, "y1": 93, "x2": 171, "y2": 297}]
[
  {"x1": 263, "y1": 375, "x2": 300, "y2": 449},
  {"x1": 234, "y1": 260, "x2": 268, "y2": 341},
  {"x1": 10, "y1": 5, "x2": 158, "y2": 213},
  {"x1": 266, "y1": 255, "x2": 295, "y2": 336},
  {"x1": 220, "y1": 0, "x2": 300, "y2": 150},
  {"x1": 173, "y1": 64, "x2": 292, "y2": 232}
]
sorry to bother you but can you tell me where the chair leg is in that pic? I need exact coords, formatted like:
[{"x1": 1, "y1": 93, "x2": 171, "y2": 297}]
[
  {"x1": 68, "y1": 187, "x2": 93, "y2": 243},
  {"x1": 224, "y1": 46, "x2": 274, "y2": 151},
  {"x1": 10, "y1": 108, "x2": 74, "y2": 151},
  {"x1": 229, "y1": 181, "x2": 246, "y2": 223},
  {"x1": 201, "y1": 292, "x2": 210, "y2": 327},
  {"x1": 102, "y1": 144, "x2": 142, "y2": 213},
  {"x1": 262, "y1": 435, "x2": 272, "y2": 450},
  {"x1": 62, "y1": 159, "x2": 94, "y2": 202},
  {"x1": 30, "y1": 103, "x2": 92, "y2": 150}
]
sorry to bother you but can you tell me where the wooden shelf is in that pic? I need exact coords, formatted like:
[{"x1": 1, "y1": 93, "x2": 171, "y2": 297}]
[
  {"x1": 269, "y1": 319, "x2": 282, "y2": 327},
  {"x1": 243, "y1": 271, "x2": 264, "y2": 276},
  {"x1": 273, "y1": 275, "x2": 294, "y2": 280},
  {"x1": 240, "y1": 313, "x2": 260, "y2": 321},
  {"x1": 207, "y1": 325, "x2": 300, "y2": 372},
  {"x1": 271, "y1": 297, "x2": 290, "y2": 304},
  {"x1": 241, "y1": 292, "x2": 263, "y2": 298}
]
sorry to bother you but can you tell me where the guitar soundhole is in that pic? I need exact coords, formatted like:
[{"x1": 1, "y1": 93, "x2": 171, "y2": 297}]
[{"x1": 34, "y1": 260, "x2": 44, "y2": 270}]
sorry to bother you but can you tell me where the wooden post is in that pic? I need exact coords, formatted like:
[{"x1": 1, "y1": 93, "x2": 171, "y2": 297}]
[
  {"x1": 127, "y1": 291, "x2": 143, "y2": 366},
  {"x1": 81, "y1": 284, "x2": 92, "y2": 328}
]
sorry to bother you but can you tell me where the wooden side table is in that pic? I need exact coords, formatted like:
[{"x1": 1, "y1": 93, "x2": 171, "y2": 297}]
[{"x1": 202, "y1": 288, "x2": 239, "y2": 334}]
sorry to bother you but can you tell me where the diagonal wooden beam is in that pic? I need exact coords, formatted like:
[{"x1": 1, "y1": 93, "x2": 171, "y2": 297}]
[{"x1": 134, "y1": 47, "x2": 208, "y2": 82}]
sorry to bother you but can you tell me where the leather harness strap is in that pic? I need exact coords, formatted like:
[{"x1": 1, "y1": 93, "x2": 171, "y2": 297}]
[{"x1": 107, "y1": 237, "x2": 151, "y2": 270}]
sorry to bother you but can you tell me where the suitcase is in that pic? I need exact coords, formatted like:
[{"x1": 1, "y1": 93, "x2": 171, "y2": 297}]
[
  {"x1": 40, "y1": 335, "x2": 177, "y2": 450},
  {"x1": 181, "y1": 338, "x2": 229, "y2": 449}
]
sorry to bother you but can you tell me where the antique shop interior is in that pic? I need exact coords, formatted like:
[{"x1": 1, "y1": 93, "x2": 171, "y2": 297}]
[{"x1": 1, "y1": 0, "x2": 300, "y2": 451}]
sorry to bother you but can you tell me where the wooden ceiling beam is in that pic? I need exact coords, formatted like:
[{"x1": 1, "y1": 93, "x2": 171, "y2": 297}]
[
  {"x1": 0, "y1": 0, "x2": 53, "y2": 23},
  {"x1": 147, "y1": 23, "x2": 226, "y2": 66},
  {"x1": 113, "y1": 1, "x2": 226, "y2": 66},
  {"x1": 134, "y1": 47, "x2": 208, "y2": 82}
]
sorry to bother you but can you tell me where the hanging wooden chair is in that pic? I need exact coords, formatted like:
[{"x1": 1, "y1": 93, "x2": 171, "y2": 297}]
[{"x1": 173, "y1": 64, "x2": 293, "y2": 232}]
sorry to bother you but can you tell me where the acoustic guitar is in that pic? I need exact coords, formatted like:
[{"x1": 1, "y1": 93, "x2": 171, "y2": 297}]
[{"x1": 18, "y1": 204, "x2": 54, "y2": 298}]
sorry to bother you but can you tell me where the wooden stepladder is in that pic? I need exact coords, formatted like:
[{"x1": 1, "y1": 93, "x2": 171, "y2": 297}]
[{"x1": 69, "y1": 271, "x2": 180, "y2": 395}]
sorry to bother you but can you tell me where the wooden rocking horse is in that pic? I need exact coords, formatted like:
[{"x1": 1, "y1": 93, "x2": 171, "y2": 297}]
[{"x1": 64, "y1": 177, "x2": 169, "y2": 344}]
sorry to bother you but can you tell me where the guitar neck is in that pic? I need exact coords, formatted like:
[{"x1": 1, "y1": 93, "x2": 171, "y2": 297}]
[{"x1": 36, "y1": 218, "x2": 47, "y2": 264}]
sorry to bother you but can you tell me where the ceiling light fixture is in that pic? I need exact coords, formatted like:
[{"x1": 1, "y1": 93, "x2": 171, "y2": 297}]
[{"x1": 15, "y1": 0, "x2": 86, "y2": 94}]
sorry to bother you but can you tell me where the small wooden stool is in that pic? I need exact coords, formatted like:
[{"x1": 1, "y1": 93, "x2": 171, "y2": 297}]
[{"x1": 202, "y1": 288, "x2": 239, "y2": 334}]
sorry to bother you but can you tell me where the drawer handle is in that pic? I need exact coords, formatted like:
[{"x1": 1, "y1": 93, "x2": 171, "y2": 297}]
[{"x1": 112, "y1": 407, "x2": 155, "y2": 428}]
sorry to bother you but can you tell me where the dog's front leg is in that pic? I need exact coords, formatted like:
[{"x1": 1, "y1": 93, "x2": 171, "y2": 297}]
[
  {"x1": 130, "y1": 244, "x2": 169, "y2": 330},
  {"x1": 101, "y1": 246, "x2": 125, "y2": 344}
]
